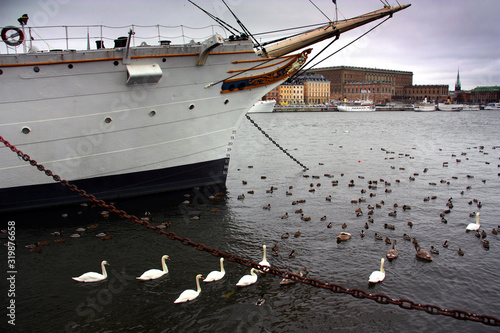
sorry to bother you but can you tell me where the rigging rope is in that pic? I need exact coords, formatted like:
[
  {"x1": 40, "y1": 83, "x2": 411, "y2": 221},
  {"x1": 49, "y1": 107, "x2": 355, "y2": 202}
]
[{"x1": 1, "y1": 135, "x2": 499, "y2": 327}]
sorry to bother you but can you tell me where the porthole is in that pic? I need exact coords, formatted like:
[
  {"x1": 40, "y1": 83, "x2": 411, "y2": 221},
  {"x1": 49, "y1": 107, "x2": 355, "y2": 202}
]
[
  {"x1": 113, "y1": 61, "x2": 119, "y2": 66},
  {"x1": 68, "y1": 64, "x2": 73, "y2": 69},
  {"x1": 149, "y1": 110, "x2": 156, "y2": 117},
  {"x1": 189, "y1": 104, "x2": 195, "y2": 110},
  {"x1": 21, "y1": 127, "x2": 31, "y2": 134},
  {"x1": 162, "y1": 58, "x2": 166, "y2": 62},
  {"x1": 228, "y1": 84, "x2": 235, "y2": 91},
  {"x1": 33, "y1": 66, "x2": 40, "y2": 73},
  {"x1": 238, "y1": 82, "x2": 245, "y2": 90},
  {"x1": 224, "y1": 99, "x2": 229, "y2": 105},
  {"x1": 0, "y1": 69, "x2": 3, "y2": 75},
  {"x1": 104, "y1": 117, "x2": 112, "y2": 123}
]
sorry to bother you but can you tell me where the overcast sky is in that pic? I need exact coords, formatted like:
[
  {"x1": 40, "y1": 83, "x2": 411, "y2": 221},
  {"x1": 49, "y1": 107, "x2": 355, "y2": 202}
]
[{"x1": 1, "y1": 0, "x2": 499, "y2": 90}]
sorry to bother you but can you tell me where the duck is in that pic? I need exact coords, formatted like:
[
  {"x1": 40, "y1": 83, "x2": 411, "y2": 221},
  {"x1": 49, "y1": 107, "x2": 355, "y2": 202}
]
[
  {"x1": 403, "y1": 233, "x2": 411, "y2": 241},
  {"x1": 386, "y1": 240, "x2": 398, "y2": 260},
  {"x1": 327, "y1": 222, "x2": 333, "y2": 228},
  {"x1": 289, "y1": 250, "x2": 296, "y2": 258},
  {"x1": 281, "y1": 213, "x2": 289, "y2": 219},
  {"x1": 174, "y1": 274, "x2": 204, "y2": 303},
  {"x1": 272, "y1": 244, "x2": 279, "y2": 252},
  {"x1": 466, "y1": 212, "x2": 480, "y2": 231},
  {"x1": 336, "y1": 232, "x2": 352, "y2": 243},
  {"x1": 415, "y1": 244, "x2": 433, "y2": 261},
  {"x1": 407, "y1": 221, "x2": 413, "y2": 228},
  {"x1": 236, "y1": 268, "x2": 258, "y2": 287},
  {"x1": 482, "y1": 239, "x2": 490, "y2": 249},
  {"x1": 258, "y1": 245, "x2": 270, "y2": 272},
  {"x1": 341, "y1": 223, "x2": 347, "y2": 229},
  {"x1": 442, "y1": 240, "x2": 449, "y2": 248},
  {"x1": 320, "y1": 216, "x2": 327, "y2": 221},
  {"x1": 72, "y1": 260, "x2": 110, "y2": 282},
  {"x1": 374, "y1": 233, "x2": 383, "y2": 240},
  {"x1": 388, "y1": 211, "x2": 397, "y2": 217},
  {"x1": 360, "y1": 230, "x2": 366, "y2": 238},
  {"x1": 364, "y1": 222, "x2": 369, "y2": 229},
  {"x1": 492, "y1": 228, "x2": 498, "y2": 235},
  {"x1": 457, "y1": 248, "x2": 464, "y2": 256},
  {"x1": 280, "y1": 267, "x2": 308, "y2": 285},
  {"x1": 385, "y1": 237, "x2": 392, "y2": 245},
  {"x1": 281, "y1": 233, "x2": 290, "y2": 239},
  {"x1": 368, "y1": 258, "x2": 385, "y2": 283},
  {"x1": 255, "y1": 294, "x2": 266, "y2": 306},
  {"x1": 294, "y1": 231, "x2": 301, "y2": 238},
  {"x1": 430, "y1": 246, "x2": 440, "y2": 255},
  {"x1": 481, "y1": 230, "x2": 487, "y2": 238},
  {"x1": 204, "y1": 258, "x2": 225, "y2": 282},
  {"x1": 384, "y1": 223, "x2": 395, "y2": 230},
  {"x1": 136, "y1": 255, "x2": 170, "y2": 280}
]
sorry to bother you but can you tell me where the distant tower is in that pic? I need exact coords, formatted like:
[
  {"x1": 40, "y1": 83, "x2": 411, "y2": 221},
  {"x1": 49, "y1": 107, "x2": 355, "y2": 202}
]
[{"x1": 455, "y1": 67, "x2": 461, "y2": 91}]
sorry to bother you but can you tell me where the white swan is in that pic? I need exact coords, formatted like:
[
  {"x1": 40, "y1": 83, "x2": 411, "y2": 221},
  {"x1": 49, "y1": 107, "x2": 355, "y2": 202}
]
[
  {"x1": 466, "y1": 212, "x2": 480, "y2": 231},
  {"x1": 204, "y1": 258, "x2": 225, "y2": 282},
  {"x1": 236, "y1": 268, "x2": 258, "y2": 287},
  {"x1": 174, "y1": 274, "x2": 204, "y2": 303},
  {"x1": 258, "y1": 245, "x2": 270, "y2": 272},
  {"x1": 368, "y1": 258, "x2": 385, "y2": 283},
  {"x1": 72, "y1": 260, "x2": 109, "y2": 282},
  {"x1": 136, "y1": 255, "x2": 170, "y2": 280}
]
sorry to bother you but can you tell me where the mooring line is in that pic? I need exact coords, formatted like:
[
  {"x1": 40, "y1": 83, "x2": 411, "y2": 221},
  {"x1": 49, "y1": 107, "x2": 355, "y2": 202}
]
[
  {"x1": 1, "y1": 135, "x2": 498, "y2": 327},
  {"x1": 246, "y1": 114, "x2": 308, "y2": 170}
]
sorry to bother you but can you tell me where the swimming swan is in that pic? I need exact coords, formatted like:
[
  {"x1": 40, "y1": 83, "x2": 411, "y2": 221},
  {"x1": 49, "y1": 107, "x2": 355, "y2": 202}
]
[
  {"x1": 174, "y1": 274, "x2": 204, "y2": 303},
  {"x1": 236, "y1": 268, "x2": 258, "y2": 287},
  {"x1": 204, "y1": 258, "x2": 225, "y2": 282},
  {"x1": 136, "y1": 255, "x2": 170, "y2": 280},
  {"x1": 368, "y1": 258, "x2": 385, "y2": 283},
  {"x1": 259, "y1": 245, "x2": 270, "y2": 272},
  {"x1": 466, "y1": 212, "x2": 480, "y2": 231},
  {"x1": 72, "y1": 260, "x2": 109, "y2": 282}
]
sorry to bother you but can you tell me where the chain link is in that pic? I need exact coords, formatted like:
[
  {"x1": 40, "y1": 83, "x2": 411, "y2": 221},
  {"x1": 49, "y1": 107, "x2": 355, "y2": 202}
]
[
  {"x1": 245, "y1": 114, "x2": 308, "y2": 170},
  {"x1": 1, "y1": 135, "x2": 498, "y2": 327}
]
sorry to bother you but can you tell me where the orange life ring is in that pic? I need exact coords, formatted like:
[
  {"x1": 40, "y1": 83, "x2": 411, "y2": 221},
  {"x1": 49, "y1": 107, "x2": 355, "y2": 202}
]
[{"x1": 1, "y1": 26, "x2": 24, "y2": 47}]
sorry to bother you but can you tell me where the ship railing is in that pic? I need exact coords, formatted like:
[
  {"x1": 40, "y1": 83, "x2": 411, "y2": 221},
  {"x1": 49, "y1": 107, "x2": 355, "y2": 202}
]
[{"x1": 0, "y1": 24, "x2": 227, "y2": 54}]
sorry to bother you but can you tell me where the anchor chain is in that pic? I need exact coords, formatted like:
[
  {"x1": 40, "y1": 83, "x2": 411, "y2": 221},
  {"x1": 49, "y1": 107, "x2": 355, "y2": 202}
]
[
  {"x1": 246, "y1": 114, "x2": 308, "y2": 171},
  {"x1": 1, "y1": 135, "x2": 499, "y2": 327}
]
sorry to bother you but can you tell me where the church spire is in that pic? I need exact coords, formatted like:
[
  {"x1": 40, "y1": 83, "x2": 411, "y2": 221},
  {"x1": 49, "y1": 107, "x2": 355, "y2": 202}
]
[{"x1": 455, "y1": 67, "x2": 461, "y2": 91}]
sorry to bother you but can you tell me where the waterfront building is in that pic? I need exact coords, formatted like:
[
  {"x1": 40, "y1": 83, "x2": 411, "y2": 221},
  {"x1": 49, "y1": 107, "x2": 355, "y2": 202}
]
[
  {"x1": 404, "y1": 85, "x2": 449, "y2": 103},
  {"x1": 470, "y1": 86, "x2": 500, "y2": 104},
  {"x1": 309, "y1": 66, "x2": 413, "y2": 102},
  {"x1": 279, "y1": 81, "x2": 304, "y2": 105},
  {"x1": 292, "y1": 73, "x2": 330, "y2": 105}
]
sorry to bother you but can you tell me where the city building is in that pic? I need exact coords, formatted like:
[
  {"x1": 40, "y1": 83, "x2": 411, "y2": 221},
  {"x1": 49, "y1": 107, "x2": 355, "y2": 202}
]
[
  {"x1": 309, "y1": 66, "x2": 413, "y2": 102},
  {"x1": 470, "y1": 86, "x2": 500, "y2": 104},
  {"x1": 292, "y1": 73, "x2": 330, "y2": 105},
  {"x1": 279, "y1": 81, "x2": 304, "y2": 105},
  {"x1": 404, "y1": 85, "x2": 449, "y2": 103}
]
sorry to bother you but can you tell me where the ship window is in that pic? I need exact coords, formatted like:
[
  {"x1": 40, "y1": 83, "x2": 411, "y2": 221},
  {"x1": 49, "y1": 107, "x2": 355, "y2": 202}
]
[
  {"x1": 238, "y1": 82, "x2": 245, "y2": 90},
  {"x1": 68, "y1": 64, "x2": 73, "y2": 69},
  {"x1": 162, "y1": 58, "x2": 166, "y2": 62},
  {"x1": 0, "y1": 69, "x2": 3, "y2": 75},
  {"x1": 21, "y1": 127, "x2": 31, "y2": 134},
  {"x1": 189, "y1": 104, "x2": 195, "y2": 110},
  {"x1": 224, "y1": 99, "x2": 229, "y2": 105},
  {"x1": 104, "y1": 117, "x2": 112, "y2": 123},
  {"x1": 149, "y1": 110, "x2": 156, "y2": 117},
  {"x1": 113, "y1": 61, "x2": 119, "y2": 66},
  {"x1": 33, "y1": 67, "x2": 40, "y2": 73}
]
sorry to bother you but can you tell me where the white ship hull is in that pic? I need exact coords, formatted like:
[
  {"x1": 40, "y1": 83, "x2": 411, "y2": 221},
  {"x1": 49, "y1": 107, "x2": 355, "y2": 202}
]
[
  {"x1": 248, "y1": 100, "x2": 276, "y2": 113},
  {"x1": 0, "y1": 39, "x2": 306, "y2": 212},
  {"x1": 337, "y1": 104, "x2": 376, "y2": 112},
  {"x1": 414, "y1": 104, "x2": 436, "y2": 112},
  {"x1": 437, "y1": 103, "x2": 463, "y2": 111}
]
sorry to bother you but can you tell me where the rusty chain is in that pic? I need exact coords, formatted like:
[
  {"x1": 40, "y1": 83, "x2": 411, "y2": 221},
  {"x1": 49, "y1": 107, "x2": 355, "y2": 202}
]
[
  {"x1": 246, "y1": 114, "x2": 308, "y2": 170},
  {"x1": 1, "y1": 135, "x2": 499, "y2": 327}
]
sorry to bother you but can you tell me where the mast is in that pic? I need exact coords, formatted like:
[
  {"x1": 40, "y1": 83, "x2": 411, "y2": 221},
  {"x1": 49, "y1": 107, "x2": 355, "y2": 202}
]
[{"x1": 257, "y1": 4, "x2": 411, "y2": 58}]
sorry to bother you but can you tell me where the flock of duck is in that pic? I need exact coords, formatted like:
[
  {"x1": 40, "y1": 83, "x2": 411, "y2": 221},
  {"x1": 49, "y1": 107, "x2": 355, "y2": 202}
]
[{"x1": 232, "y1": 144, "x2": 499, "y2": 284}]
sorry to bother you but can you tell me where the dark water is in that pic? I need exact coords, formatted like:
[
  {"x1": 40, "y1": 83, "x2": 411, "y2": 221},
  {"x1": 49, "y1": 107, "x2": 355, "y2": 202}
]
[{"x1": 1, "y1": 111, "x2": 500, "y2": 333}]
